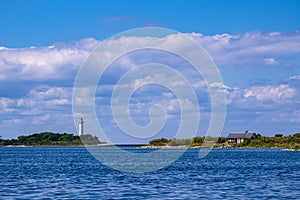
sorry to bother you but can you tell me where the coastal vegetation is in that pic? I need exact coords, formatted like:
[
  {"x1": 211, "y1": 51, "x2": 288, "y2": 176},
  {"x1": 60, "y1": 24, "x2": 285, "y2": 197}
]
[
  {"x1": 148, "y1": 133, "x2": 300, "y2": 149},
  {"x1": 235, "y1": 133, "x2": 300, "y2": 149},
  {"x1": 1, "y1": 132, "x2": 299, "y2": 149},
  {"x1": 0, "y1": 132, "x2": 101, "y2": 146},
  {"x1": 148, "y1": 136, "x2": 227, "y2": 147}
]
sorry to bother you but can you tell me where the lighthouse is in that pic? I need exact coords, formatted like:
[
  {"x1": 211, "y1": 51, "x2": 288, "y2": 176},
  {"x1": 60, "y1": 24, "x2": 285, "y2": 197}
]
[{"x1": 78, "y1": 118, "x2": 84, "y2": 136}]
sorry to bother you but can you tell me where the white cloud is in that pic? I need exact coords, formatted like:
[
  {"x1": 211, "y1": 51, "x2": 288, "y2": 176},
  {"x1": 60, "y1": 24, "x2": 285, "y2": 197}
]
[
  {"x1": 0, "y1": 86, "x2": 71, "y2": 115},
  {"x1": 263, "y1": 58, "x2": 277, "y2": 65},
  {"x1": 0, "y1": 98, "x2": 16, "y2": 113},
  {"x1": 1, "y1": 31, "x2": 300, "y2": 138},
  {"x1": 188, "y1": 31, "x2": 300, "y2": 65},
  {"x1": 192, "y1": 80, "x2": 207, "y2": 89},
  {"x1": 0, "y1": 85, "x2": 74, "y2": 138},
  {"x1": 288, "y1": 75, "x2": 300, "y2": 80},
  {"x1": 1, "y1": 31, "x2": 300, "y2": 83},
  {"x1": 243, "y1": 84, "x2": 295, "y2": 102},
  {"x1": 226, "y1": 84, "x2": 297, "y2": 106},
  {"x1": 0, "y1": 38, "x2": 98, "y2": 81},
  {"x1": 29, "y1": 86, "x2": 71, "y2": 100},
  {"x1": 162, "y1": 92, "x2": 174, "y2": 98}
]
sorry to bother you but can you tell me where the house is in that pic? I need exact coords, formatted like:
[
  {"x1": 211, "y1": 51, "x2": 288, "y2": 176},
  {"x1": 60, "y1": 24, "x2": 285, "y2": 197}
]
[{"x1": 227, "y1": 131, "x2": 257, "y2": 144}]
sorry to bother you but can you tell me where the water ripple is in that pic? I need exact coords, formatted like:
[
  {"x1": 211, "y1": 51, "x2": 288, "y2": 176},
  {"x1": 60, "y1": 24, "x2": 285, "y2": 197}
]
[{"x1": 0, "y1": 147, "x2": 299, "y2": 199}]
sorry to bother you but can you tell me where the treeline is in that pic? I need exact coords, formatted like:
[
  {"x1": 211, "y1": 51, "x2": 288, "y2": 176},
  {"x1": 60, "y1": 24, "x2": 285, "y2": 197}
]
[
  {"x1": 149, "y1": 136, "x2": 227, "y2": 147},
  {"x1": 236, "y1": 133, "x2": 300, "y2": 149},
  {"x1": 149, "y1": 133, "x2": 300, "y2": 149},
  {"x1": 0, "y1": 132, "x2": 101, "y2": 146}
]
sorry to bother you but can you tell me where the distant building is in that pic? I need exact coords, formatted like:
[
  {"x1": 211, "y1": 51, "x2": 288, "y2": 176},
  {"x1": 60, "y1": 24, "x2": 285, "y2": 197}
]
[
  {"x1": 227, "y1": 131, "x2": 257, "y2": 144},
  {"x1": 78, "y1": 118, "x2": 84, "y2": 136}
]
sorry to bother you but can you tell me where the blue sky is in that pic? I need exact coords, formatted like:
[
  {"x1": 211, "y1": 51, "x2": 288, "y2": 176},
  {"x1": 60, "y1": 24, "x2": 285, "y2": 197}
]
[
  {"x1": 0, "y1": 0, "x2": 300, "y2": 142},
  {"x1": 1, "y1": 0, "x2": 300, "y2": 47}
]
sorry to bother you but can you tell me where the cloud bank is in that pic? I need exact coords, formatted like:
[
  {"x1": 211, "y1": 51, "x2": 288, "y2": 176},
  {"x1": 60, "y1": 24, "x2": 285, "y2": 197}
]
[{"x1": 0, "y1": 31, "x2": 300, "y2": 139}]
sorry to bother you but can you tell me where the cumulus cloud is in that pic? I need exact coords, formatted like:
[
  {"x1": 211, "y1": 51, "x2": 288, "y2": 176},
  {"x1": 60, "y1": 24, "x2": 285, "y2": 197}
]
[
  {"x1": 1, "y1": 31, "x2": 300, "y2": 83},
  {"x1": 0, "y1": 86, "x2": 71, "y2": 116},
  {"x1": 0, "y1": 85, "x2": 74, "y2": 137},
  {"x1": 0, "y1": 38, "x2": 98, "y2": 81},
  {"x1": 244, "y1": 84, "x2": 295, "y2": 102},
  {"x1": 0, "y1": 98, "x2": 16, "y2": 113},
  {"x1": 226, "y1": 83, "x2": 297, "y2": 106},
  {"x1": 263, "y1": 58, "x2": 277, "y2": 65},
  {"x1": 1, "y1": 31, "x2": 300, "y2": 138},
  {"x1": 188, "y1": 31, "x2": 300, "y2": 65}
]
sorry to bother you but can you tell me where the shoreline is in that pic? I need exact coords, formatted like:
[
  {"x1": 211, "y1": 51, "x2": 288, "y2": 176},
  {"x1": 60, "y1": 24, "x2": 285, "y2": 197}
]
[
  {"x1": 0, "y1": 143, "x2": 113, "y2": 147},
  {"x1": 139, "y1": 145, "x2": 300, "y2": 150},
  {"x1": 1, "y1": 144, "x2": 299, "y2": 150}
]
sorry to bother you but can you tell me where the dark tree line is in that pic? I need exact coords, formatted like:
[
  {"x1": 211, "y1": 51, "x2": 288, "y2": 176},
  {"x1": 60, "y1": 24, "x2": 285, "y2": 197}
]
[
  {"x1": 149, "y1": 133, "x2": 300, "y2": 149},
  {"x1": 0, "y1": 132, "x2": 101, "y2": 146},
  {"x1": 236, "y1": 133, "x2": 300, "y2": 149},
  {"x1": 149, "y1": 136, "x2": 228, "y2": 147}
]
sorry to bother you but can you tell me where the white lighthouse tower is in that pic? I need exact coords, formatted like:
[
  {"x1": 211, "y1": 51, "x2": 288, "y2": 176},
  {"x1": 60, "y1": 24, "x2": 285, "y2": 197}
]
[{"x1": 78, "y1": 118, "x2": 84, "y2": 136}]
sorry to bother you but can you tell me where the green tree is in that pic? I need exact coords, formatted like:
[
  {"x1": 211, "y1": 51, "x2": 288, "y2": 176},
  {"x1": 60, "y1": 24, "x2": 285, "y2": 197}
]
[
  {"x1": 191, "y1": 137, "x2": 204, "y2": 146},
  {"x1": 149, "y1": 138, "x2": 170, "y2": 146},
  {"x1": 217, "y1": 137, "x2": 227, "y2": 144},
  {"x1": 275, "y1": 134, "x2": 283, "y2": 138}
]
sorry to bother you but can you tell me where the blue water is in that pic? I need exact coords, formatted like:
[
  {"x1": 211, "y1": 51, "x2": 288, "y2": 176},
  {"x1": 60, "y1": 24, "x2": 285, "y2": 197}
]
[{"x1": 0, "y1": 147, "x2": 299, "y2": 199}]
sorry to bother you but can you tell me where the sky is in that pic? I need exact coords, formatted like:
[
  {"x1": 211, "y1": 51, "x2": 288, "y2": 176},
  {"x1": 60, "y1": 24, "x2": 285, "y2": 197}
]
[{"x1": 0, "y1": 0, "x2": 300, "y2": 143}]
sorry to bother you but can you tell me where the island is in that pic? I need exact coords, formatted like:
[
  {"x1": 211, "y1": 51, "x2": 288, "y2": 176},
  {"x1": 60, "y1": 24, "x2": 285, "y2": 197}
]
[
  {"x1": 144, "y1": 132, "x2": 300, "y2": 150},
  {"x1": 0, "y1": 132, "x2": 105, "y2": 146}
]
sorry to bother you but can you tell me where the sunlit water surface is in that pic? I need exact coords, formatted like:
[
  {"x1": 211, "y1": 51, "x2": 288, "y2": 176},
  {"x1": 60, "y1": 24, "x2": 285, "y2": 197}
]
[{"x1": 0, "y1": 147, "x2": 299, "y2": 199}]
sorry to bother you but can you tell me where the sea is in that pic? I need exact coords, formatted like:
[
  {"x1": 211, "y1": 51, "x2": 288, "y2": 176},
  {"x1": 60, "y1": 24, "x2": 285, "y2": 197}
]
[{"x1": 0, "y1": 146, "x2": 299, "y2": 199}]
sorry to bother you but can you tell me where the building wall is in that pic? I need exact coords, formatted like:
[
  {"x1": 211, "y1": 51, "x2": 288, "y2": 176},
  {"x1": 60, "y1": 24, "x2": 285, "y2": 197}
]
[
  {"x1": 237, "y1": 138, "x2": 244, "y2": 144},
  {"x1": 78, "y1": 119, "x2": 84, "y2": 136},
  {"x1": 227, "y1": 138, "x2": 236, "y2": 143}
]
